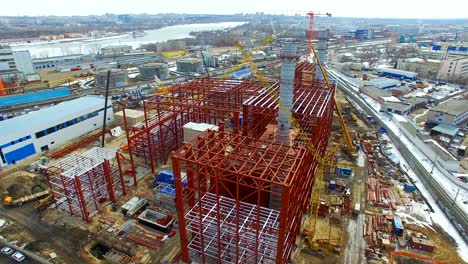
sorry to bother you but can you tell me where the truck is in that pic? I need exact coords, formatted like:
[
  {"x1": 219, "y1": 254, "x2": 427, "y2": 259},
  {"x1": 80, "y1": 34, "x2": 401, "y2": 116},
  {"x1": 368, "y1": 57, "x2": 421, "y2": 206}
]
[
  {"x1": 3, "y1": 190, "x2": 50, "y2": 207},
  {"x1": 353, "y1": 203, "x2": 361, "y2": 216}
]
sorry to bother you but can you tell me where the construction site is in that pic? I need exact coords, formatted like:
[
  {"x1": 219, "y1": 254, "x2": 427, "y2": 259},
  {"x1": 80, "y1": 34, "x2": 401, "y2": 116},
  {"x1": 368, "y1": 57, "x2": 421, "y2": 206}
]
[{"x1": 0, "y1": 11, "x2": 466, "y2": 264}]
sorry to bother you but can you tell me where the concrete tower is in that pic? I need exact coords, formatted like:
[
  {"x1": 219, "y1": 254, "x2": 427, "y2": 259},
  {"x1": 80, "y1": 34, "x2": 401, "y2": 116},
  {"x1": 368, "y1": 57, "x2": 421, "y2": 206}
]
[
  {"x1": 277, "y1": 44, "x2": 298, "y2": 144},
  {"x1": 316, "y1": 31, "x2": 328, "y2": 81}
]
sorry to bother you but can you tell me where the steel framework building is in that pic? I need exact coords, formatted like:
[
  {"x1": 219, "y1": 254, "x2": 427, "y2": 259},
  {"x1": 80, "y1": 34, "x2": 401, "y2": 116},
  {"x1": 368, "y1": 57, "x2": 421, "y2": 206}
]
[
  {"x1": 123, "y1": 79, "x2": 266, "y2": 173},
  {"x1": 172, "y1": 123, "x2": 314, "y2": 263},
  {"x1": 121, "y1": 59, "x2": 334, "y2": 263},
  {"x1": 45, "y1": 147, "x2": 126, "y2": 222},
  {"x1": 170, "y1": 80, "x2": 334, "y2": 263}
]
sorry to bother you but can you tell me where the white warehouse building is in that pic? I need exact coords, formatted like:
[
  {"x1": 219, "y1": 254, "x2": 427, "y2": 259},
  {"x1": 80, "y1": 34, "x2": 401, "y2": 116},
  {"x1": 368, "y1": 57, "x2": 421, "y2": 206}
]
[{"x1": 0, "y1": 96, "x2": 113, "y2": 168}]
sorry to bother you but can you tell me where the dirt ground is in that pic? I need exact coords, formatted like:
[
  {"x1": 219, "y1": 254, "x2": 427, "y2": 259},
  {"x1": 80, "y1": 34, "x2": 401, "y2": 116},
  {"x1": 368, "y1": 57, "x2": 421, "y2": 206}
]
[
  {"x1": 0, "y1": 203, "x2": 90, "y2": 264},
  {"x1": 408, "y1": 108, "x2": 429, "y2": 126},
  {"x1": 37, "y1": 69, "x2": 92, "y2": 82},
  {"x1": 405, "y1": 224, "x2": 465, "y2": 264},
  {"x1": 0, "y1": 170, "x2": 46, "y2": 199}
]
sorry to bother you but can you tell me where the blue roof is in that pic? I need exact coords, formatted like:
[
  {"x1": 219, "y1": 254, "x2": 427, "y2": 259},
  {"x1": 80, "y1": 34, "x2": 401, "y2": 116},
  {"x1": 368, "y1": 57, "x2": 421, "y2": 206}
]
[
  {"x1": 0, "y1": 87, "x2": 71, "y2": 107},
  {"x1": 432, "y1": 123, "x2": 460, "y2": 137},
  {"x1": 0, "y1": 96, "x2": 105, "y2": 139},
  {"x1": 231, "y1": 69, "x2": 252, "y2": 79},
  {"x1": 377, "y1": 68, "x2": 417, "y2": 78}
]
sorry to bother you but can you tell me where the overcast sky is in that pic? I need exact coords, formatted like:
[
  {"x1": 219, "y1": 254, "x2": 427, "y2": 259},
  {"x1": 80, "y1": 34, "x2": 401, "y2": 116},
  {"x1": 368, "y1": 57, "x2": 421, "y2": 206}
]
[{"x1": 1, "y1": 0, "x2": 466, "y2": 19}]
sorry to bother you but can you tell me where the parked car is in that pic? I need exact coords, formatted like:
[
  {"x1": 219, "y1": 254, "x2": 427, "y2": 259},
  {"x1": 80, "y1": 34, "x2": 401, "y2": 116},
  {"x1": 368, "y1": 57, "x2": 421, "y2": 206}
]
[
  {"x1": 1, "y1": 246, "x2": 14, "y2": 255},
  {"x1": 11, "y1": 252, "x2": 26, "y2": 262}
]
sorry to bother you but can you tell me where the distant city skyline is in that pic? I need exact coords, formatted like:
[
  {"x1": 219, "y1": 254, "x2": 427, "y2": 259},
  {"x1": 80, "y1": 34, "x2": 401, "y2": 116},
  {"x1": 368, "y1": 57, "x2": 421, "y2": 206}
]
[{"x1": 0, "y1": 0, "x2": 466, "y2": 19}]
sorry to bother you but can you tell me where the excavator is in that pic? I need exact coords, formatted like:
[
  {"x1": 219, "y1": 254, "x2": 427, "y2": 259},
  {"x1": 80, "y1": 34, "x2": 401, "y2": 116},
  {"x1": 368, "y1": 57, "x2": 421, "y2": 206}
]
[{"x1": 3, "y1": 189, "x2": 50, "y2": 207}]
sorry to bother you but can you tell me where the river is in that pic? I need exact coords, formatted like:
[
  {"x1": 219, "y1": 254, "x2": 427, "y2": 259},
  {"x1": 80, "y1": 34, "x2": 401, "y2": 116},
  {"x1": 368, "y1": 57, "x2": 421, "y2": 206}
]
[{"x1": 10, "y1": 21, "x2": 246, "y2": 58}]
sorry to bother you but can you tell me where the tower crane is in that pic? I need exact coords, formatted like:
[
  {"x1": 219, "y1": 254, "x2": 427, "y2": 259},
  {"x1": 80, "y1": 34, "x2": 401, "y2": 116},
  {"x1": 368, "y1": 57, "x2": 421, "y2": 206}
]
[
  {"x1": 307, "y1": 11, "x2": 357, "y2": 156},
  {"x1": 306, "y1": 11, "x2": 332, "y2": 60}
]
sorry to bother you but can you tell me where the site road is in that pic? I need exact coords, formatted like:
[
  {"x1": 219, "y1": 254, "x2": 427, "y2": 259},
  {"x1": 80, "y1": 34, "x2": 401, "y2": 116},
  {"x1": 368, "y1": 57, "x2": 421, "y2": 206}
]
[{"x1": 327, "y1": 67, "x2": 468, "y2": 244}]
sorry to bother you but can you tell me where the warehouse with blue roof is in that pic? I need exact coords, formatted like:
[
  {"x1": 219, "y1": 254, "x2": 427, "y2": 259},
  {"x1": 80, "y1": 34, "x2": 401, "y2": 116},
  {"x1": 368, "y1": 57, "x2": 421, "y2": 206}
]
[
  {"x1": 376, "y1": 68, "x2": 417, "y2": 80},
  {"x1": 0, "y1": 96, "x2": 113, "y2": 168}
]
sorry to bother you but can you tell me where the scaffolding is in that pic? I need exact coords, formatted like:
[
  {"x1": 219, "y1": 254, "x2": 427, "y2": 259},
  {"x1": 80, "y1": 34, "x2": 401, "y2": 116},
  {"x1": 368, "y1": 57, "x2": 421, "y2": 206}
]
[
  {"x1": 173, "y1": 124, "x2": 315, "y2": 264},
  {"x1": 45, "y1": 147, "x2": 126, "y2": 222}
]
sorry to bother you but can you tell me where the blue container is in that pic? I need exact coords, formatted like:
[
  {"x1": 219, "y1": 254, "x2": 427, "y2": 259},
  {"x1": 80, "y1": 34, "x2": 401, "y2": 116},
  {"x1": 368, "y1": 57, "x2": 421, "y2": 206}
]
[
  {"x1": 156, "y1": 169, "x2": 175, "y2": 185},
  {"x1": 328, "y1": 180, "x2": 336, "y2": 190},
  {"x1": 392, "y1": 217, "x2": 404, "y2": 236},
  {"x1": 229, "y1": 117, "x2": 243, "y2": 127},
  {"x1": 155, "y1": 169, "x2": 187, "y2": 187},
  {"x1": 336, "y1": 167, "x2": 352, "y2": 176},
  {"x1": 404, "y1": 184, "x2": 416, "y2": 192}
]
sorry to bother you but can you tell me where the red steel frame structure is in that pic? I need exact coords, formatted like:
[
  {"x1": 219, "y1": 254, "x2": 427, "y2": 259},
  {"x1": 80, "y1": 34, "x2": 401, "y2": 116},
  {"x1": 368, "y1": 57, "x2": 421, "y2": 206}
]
[
  {"x1": 172, "y1": 75, "x2": 335, "y2": 263},
  {"x1": 45, "y1": 147, "x2": 126, "y2": 222},
  {"x1": 123, "y1": 79, "x2": 266, "y2": 173},
  {"x1": 172, "y1": 123, "x2": 314, "y2": 264}
]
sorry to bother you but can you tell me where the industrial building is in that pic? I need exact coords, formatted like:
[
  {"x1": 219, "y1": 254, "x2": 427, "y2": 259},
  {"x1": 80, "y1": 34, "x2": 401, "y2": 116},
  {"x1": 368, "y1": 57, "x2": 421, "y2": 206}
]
[
  {"x1": 0, "y1": 45, "x2": 16, "y2": 72},
  {"x1": 101, "y1": 45, "x2": 133, "y2": 55},
  {"x1": 359, "y1": 85, "x2": 392, "y2": 104},
  {"x1": 432, "y1": 42, "x2": 467, "y2": 53},
  {"x1": 0, "y1": 96, "x2": 113, "y2": 168},
  {"x1": 397, "y1": 58, "x2": 441, "y2": 79},
  {"x1": 176, "y1": 58, "x2": 203, "y2": 73},
  {"x1": 431, "y1": 123, "x2": 460, "y2": 139},
  {"x1": 32, "y1": 54, "x2": 84, "y2": 70},
  {"x1": 380, "y1": 101, "x2": 411, "y2": 115},
  {"x1": 0, "y1": 87, "x2": 70, "y2": 109},
  {"x1": 0, "y1": 45, "x2": 20, "y2": 84},
  {"x1": 389, "y1": 86, "x2": 412, "y2": 96},
  {"x1": 13, "y1": 51, "x2": 35, "y2": 76},
  {"x1": 95, "y1": 69, "x2": 128, "y2": 88},
  {"x1": 355, "y1": 29, "x2": 375, "y2": 40},
  {"x1": 365, "y1": 78, "x2": 400, "y2": 89},
  {"x1": 376, "y1": 68, "x2": 417, "y2": 80},
  {"x1": 426, "y1": 99, "x2": 468, "y2": 127}
]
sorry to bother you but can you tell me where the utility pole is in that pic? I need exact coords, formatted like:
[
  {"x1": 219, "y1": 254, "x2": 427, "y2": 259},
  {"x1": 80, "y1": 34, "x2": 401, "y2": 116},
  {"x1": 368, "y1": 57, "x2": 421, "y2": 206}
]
[
  {"x1": 430, "y1": 155, "x2": 438, "y2": 174},
  {"x1": 453, "y1": 188, "x2": 460, "y2": 205}
]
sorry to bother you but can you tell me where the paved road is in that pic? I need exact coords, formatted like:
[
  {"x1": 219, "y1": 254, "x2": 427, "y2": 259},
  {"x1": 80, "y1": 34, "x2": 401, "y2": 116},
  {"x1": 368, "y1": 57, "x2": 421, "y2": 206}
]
[
  {"x1": 342, "y1": 149, "x2": 367, "y2": 264},
  {"x1": 344, "y1": 213, "x2": 365, "y2": 264}
]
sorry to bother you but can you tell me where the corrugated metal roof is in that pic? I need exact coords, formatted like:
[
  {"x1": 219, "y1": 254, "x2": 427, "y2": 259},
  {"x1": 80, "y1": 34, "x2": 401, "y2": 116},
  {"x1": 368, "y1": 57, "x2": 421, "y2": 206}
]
[
  {"x1": 432, "y1": 99, "x2": 468, "y2": 116},
  {"x1": 377, "y1": 68, "x2": 417, "y2": 78},
  {"x1": 432, "y1": 123, "x2": 460, "y2": 137},
  {"x1": 366, "y1": 78, "x2": 400, "y2": 89},
  {"x1": 0, "y1": 96, "x2": 106, "y2": 138},
  {"x1": 0, "y1": 87, "x2": 71, "y2": 107}
]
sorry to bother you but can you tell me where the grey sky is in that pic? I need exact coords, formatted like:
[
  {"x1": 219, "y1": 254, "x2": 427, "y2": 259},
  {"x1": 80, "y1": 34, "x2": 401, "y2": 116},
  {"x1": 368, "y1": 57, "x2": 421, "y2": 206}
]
[{"x1": 1, "y1": 0, "x2": 466, "y2": 19}]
